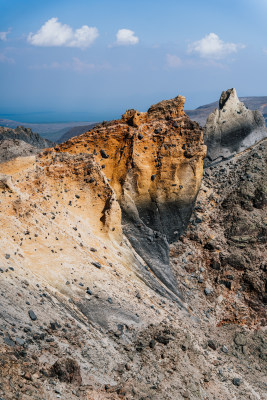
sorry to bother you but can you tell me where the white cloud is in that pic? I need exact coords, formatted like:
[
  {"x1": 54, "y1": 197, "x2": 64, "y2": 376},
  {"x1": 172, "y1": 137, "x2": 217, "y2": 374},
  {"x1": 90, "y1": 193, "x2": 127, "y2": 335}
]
[
  {"x1": 115, "y1": 29, "x2": 139, "y2": 46},
  {"x1": 27, "y1": 18, "x2": 99, "y2": 48},
  {"x1": 188, "y1": 33, "x2": 245, "y2": 59},
  {"x1": 0, "y1": 29, "x2": 11, "y2": 41},
  {"x1": 166, "y1": 54, "x2": 182, "y2": 68}
]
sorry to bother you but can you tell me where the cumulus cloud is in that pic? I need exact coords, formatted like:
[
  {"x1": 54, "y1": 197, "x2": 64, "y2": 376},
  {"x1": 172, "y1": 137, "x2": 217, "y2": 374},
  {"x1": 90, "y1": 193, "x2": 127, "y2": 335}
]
[
  {"x1": 27, "y1": 18, "x2": 99, "y2": 48},
  {"x1": 166, "y1": 54, "x2": 182, "y2": 68},
  {"x1": 115, "y1": 29, "x2": 139, "y2": 46},
  {"x1": 188, "y1": 33, "x2": 245, "y2": 59}
]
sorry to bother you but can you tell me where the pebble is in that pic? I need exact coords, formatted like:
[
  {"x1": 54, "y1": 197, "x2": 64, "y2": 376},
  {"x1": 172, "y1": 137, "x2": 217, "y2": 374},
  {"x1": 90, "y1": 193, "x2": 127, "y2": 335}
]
[
  {"x1": 28, "y1": 310, "x2": 37, "y2": 321},
  {"x1": 91, "y1": 261, "x2": 102, "y2": 269},
  {"x1": 208, "y1": 339, "x2": 217, "y2": 350},
  {"x1": 234, "y1": 333, "x2": 247, "y2": 346},
  {"x1": 16, "y1": 337, "x2": 25, "y2": 346},
  {"x1": 232, "y1": 377, "x2": 241, "y2": 386},
  {"x1": 204, "y1": 288, "x2": 212, "y2": 296},
  {"x1": 221, "y1": 345, "x2": 228, "y2": 353},
  {"x1": 100, "y1": 149, "x2": 109, "y2": 159},
  {"x1": 3, "y1": 337, "x2": 15, "y2": 347},
  {"x1": 50, "y1": 322, "x2": 59, "y2": 330}
]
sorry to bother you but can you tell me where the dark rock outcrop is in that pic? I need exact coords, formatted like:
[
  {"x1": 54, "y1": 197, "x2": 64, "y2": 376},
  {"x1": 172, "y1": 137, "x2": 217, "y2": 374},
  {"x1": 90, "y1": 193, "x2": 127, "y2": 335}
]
[{"x1": 204, "y1": 88, "x2": 267, "y2": 165}]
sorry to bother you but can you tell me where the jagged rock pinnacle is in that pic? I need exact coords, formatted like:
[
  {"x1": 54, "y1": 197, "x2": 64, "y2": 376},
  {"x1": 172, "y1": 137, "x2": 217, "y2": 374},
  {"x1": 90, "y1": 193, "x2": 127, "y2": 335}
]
[
  {"x1": 219, "y1": 88, "x2": 238, "y2": 110},
  {"x1": 204, "y1": 88, "x2": 267, "y2": 165}
]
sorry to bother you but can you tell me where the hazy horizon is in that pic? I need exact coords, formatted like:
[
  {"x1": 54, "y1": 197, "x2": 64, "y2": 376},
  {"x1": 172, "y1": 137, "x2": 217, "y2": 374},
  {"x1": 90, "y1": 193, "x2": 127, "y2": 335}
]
[{"x1": 1, "y1": 0, "x2": 267, "y2": 122}]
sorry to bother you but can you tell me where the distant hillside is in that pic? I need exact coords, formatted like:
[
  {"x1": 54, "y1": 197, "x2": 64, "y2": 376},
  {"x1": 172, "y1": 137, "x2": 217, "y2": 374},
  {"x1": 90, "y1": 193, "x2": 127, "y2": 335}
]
[
  {"x1": 57, "y1": 123, "x2": 98, "y2": 143},
  {"x1": 0, "y1": 119, "x2": 95, "y2": 142},
  {"x1": 0, "y1": 125, "x2": 55, "y2": 162},
  {"x1": 0, "y1": 126, "x2": 54, "y2": 148},
  {"x1": 186, "y1": 96, "x2": 267, "y2": 127}
]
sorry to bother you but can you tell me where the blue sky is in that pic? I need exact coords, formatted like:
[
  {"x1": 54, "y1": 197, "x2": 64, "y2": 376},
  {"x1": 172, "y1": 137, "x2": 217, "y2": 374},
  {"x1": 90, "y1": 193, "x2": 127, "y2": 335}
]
[{"x1": 0, "y1": 0, "x2": 267, "y2": 122}]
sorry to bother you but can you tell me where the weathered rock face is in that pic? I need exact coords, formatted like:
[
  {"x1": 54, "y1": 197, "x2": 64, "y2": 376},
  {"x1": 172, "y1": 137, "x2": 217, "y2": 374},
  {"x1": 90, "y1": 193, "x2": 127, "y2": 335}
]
[
  {"x1": 57, "y1": 95, "x2": 206, "y2": 298},
  {"x1": 204, "y1": 88, "x2": 267, "y2": 165},
  {"x1": 0, "y1": 126, "x2": 54, "y2": 162}
]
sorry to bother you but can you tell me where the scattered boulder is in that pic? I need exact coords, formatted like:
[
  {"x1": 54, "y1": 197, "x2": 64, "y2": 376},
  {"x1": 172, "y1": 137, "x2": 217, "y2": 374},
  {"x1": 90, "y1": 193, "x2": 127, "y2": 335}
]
[{"x1": 49, "y1": 358, "x2": 82, "y2": 385}]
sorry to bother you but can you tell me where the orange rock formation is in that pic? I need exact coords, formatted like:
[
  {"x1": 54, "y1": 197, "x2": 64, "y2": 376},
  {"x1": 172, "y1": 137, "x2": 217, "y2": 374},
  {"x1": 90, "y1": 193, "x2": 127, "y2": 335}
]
[{"x1": 56, "y1": 95, "x2": 206, "y2": 242}]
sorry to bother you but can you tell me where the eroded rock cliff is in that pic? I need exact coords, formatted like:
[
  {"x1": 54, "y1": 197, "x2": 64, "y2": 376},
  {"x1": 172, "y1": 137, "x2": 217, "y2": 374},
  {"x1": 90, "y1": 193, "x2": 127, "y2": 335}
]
[{"x1": 54, "y1": 95, "x2": 206, "y2": 298}]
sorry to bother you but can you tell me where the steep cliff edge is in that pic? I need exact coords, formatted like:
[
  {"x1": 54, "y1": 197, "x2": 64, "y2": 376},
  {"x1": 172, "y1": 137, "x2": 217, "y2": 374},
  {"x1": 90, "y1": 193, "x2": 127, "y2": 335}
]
[
  {"x1": 204, "y1": 88, "x2": 267, "y2": 165},
  {"x1": 55, "y1": 95, "x2": 206, "y2": 297}
]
